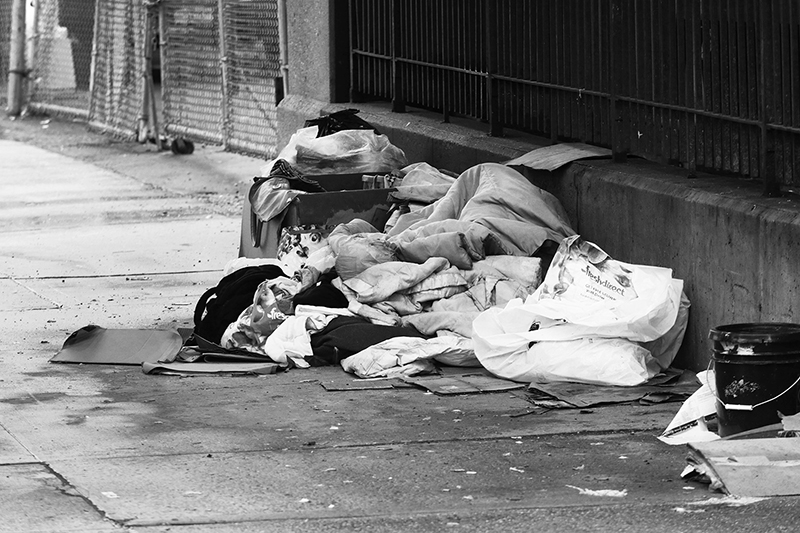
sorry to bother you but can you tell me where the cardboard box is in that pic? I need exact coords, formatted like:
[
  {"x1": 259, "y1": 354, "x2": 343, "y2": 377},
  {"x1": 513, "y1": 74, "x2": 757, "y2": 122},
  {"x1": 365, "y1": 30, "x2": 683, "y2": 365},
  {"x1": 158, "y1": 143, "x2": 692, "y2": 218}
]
[{"x1": 239, "y1": 173, "x2": 395, "y2": 259}]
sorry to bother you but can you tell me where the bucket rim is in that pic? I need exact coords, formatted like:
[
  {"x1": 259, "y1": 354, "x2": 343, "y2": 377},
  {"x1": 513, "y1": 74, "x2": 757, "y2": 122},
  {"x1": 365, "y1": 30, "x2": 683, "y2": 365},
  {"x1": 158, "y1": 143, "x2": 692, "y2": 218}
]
[{"x1": 709, "y1": 322, "x2": 800, "y2": 344}]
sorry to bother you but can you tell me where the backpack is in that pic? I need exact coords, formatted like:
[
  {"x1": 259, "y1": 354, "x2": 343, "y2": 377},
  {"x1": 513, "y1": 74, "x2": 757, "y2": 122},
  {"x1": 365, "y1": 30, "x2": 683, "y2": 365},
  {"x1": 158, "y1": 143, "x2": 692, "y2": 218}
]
[{"x1": 192, "y1": 265, "x2": 286, "y2": 345}]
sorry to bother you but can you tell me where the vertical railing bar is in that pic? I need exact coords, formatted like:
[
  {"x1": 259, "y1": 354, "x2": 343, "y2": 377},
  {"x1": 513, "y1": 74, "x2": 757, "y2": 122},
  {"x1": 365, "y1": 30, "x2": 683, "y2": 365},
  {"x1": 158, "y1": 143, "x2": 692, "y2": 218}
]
[
  {"x1": 484, "y1": 0, "x2": 500, "y2": 136},
  {"x1": 610, "y1": 0, "x2": 625, "y2": 161},
  {"x1": 746, "y1": 0, "x2": 758, "y2": 178},
  {"x1": 760, "y1": 0, "x2": 779, "y2": 195},
  {"x1": 577, "y1": 0, "x2": 585, "y2": 142},
  {"x1": 790, "y1": 0, "x2": 799, "y2": 184},
  {"x1": 348, "y1": 0, "x2": 355, "y2": 102},
  {"x1": 556, "y1": 0, "x2": 564, "y2": 143},
  {"x1": 728, "y1": 0, "x2": 740, "y2": 174},
  {"x1": 635, "y1": 0, "x2": 646, "y2": 156},
  {"x1": 648, "y1": 0, "x2": 657, "y2": 160},
  {"x1": 668, "y1": 0, "x2": 679, "y2": 163},
  {"x1": 735, "y1": 0, "x2": 744, "y2": 175},
  {"x1": 721, "y1": 0, "x2": 731, "y2": 173},
  {"x1": 780, "y1": 0, "x2": 792, "y2": 184},
  {"x1": 741, "y1": 0, "x2": 753, "y2": 177},
  {"x1": 682, "y1": 0, "x2": 697, "y2": 176}
]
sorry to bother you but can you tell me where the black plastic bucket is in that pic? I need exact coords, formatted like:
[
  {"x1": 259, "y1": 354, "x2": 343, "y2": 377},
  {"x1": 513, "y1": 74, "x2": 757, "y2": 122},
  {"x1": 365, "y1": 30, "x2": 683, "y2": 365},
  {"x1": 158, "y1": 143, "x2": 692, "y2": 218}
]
[{"x1": 710, "y1": 323, "x2": 800, "y2": 437}]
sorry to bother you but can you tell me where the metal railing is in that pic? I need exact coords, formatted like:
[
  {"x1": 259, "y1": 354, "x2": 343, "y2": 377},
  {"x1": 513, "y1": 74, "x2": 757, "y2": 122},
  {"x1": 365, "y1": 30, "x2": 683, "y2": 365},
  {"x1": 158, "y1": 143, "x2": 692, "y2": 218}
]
[{"x1": 349, "y1": 0, "x2": 800, "y2": 193}]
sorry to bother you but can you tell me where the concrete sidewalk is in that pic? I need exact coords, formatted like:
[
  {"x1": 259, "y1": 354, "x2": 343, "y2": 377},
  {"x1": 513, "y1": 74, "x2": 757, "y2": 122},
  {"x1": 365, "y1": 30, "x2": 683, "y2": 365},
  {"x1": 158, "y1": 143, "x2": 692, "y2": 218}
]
[{"x1": 1, "y1": 117, "x2": 798, "y2": 532}]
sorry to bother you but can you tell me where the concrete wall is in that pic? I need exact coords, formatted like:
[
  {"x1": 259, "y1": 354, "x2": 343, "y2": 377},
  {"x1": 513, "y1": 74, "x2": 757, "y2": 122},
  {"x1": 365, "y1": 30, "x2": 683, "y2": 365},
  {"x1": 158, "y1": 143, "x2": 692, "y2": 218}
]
[{"x1": 277, "y1": 3, "x2": 800, "y2": 371}]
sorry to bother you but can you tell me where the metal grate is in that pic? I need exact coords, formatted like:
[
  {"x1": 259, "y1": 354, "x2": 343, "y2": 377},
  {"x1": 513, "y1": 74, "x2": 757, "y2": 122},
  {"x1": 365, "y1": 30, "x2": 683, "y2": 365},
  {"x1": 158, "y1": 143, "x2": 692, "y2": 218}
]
[
  {"x1": 28, "y1": 0, "x2": 96, "y2": 117},
  {"x1": 88, "y1": 0, "x2": 146, "y2": 139},
  {"x1": 350, "y1": 0, "x2": 800, "y2": 192},
  {"x1": 160, "y1": 0, "x2": 225, "y2": 145},
  {"x1": 221, "y1": 0, "x2": 282, "y2": 157}
]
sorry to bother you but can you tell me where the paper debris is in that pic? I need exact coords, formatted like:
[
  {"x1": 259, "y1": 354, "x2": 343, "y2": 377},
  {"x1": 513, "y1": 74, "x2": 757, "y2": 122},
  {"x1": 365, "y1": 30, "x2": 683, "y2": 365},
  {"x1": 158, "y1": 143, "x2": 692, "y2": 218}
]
[
  {"x1": 510, "y1": 467, "x2": 525, "y2": 473},
  {"x1": 101, "y1": 492, "x2": 119, "y2": 499},
  {"x1": 566, "y1": 485, "x2": 628, "y2": 497},
  {"x1": 688, "y1": 496, "x2": 768, "y2": 507},
  {"x1": 659, "y1": 370, "x2": 719, "y2": 445},
  {"x1": 673, "y1": 507, "x2": 705, "y2": 514}
]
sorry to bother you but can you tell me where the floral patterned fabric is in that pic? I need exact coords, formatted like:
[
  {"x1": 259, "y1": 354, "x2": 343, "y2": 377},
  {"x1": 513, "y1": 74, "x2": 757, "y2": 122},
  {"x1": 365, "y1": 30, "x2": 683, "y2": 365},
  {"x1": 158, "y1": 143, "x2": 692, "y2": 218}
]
[{"x1": 277, "y1": 225, "x2": 331, "y2": 276}]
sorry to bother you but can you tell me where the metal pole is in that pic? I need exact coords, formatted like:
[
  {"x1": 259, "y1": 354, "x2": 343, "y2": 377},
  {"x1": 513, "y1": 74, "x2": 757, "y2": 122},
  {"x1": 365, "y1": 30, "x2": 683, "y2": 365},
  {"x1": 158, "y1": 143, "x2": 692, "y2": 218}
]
[
  {"x1": 277, "y1": 0, "x2": 289, "y2": 95},
  {"x1": 217, "y1": 0, "x2": 231, "y2": 150},
  {"x1": 6, "y1": 0, "x2": 26, "y2": 116}
]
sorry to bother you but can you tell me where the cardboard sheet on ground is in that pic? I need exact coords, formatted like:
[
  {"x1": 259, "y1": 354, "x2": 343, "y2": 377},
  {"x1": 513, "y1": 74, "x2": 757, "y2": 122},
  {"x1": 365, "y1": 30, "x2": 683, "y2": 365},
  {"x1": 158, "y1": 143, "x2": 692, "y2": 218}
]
[
  {"x1": 686, "y1": 438, "x2": 800, "y2": 497},
  {"x1": 51, "y1": 325, "x2": 183, "y2": 365},
  {"x1": 403, "y1": 371, "x2": 526, "y2": 395},
  {"x1": 142, "y1": 361, "x2": 278, "y2": 376},
  {"x1": 504, "y1": 142, "x2": 612, "y2": 171},
  {"x1": 528, "y1": 369, "x2": 698, "y2": 408}
]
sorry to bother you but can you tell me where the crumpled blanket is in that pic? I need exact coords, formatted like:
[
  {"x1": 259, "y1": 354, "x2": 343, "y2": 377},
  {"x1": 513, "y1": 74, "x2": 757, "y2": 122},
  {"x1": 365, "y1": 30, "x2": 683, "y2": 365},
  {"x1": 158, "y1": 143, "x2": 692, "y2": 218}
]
[
  {"x1": 341, "y1": 335, "x2": 477, "y2": 378},
  {"x1": 342, "y1": 257, "x2": 450, "y2": 304},
  {"x1": 386, "y1": 163, "x2": 575, "y2": 268}
]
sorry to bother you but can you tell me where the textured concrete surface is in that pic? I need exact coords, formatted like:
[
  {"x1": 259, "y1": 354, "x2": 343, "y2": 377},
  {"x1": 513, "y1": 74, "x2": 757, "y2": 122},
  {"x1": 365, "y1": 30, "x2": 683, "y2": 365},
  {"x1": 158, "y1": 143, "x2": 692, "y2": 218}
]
[{"x1": 2, "y1": 113, "x2": 799, "y2": 532}]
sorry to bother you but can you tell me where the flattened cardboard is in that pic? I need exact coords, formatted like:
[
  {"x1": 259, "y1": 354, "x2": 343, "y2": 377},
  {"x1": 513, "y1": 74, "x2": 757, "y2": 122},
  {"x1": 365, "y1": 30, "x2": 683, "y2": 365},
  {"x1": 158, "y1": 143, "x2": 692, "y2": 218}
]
[
  {"x1": 528, "y1": 370, "x2": 698, "y2": 408},
  {"x1": 504, "y1": 142, "x2": 612, "y2": 171},
  {"x1": 142, "y1": 361, "x2": 278, "y2": 376},
  {"x1": 51, "y1": 325, "x2": 183, "y2": 365},
  {"x1": 687, "y1": 438, "x2": 800, "y2": 497},
  {"x1": 403, "y1": 373, "x2": 525, "y2": 395}
]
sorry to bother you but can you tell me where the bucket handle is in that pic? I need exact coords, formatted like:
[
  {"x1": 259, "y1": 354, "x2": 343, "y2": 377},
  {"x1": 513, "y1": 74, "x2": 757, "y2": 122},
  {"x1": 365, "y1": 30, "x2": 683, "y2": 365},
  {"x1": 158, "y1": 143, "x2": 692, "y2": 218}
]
[{"x1": 706, "y1": 359, "x2": 800, "y2": 412}]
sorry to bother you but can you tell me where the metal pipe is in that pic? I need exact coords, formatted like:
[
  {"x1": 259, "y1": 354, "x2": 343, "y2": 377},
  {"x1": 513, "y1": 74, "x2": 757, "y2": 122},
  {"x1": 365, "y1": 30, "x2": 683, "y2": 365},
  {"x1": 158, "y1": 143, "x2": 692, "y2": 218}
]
[
  {"x1": 277, "y1": 0, "x2": 289, "y2": 95},
  {"x1": 6, "y1": 0, "x2": 26, "y2": 116}
]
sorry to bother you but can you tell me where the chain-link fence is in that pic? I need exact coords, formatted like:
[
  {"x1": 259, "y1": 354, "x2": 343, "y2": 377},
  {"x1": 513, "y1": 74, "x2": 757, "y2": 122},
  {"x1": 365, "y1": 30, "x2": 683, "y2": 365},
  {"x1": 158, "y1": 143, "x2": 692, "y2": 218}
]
[
  {"x1": 27, "y1": 0, "x2": 96, "y2": 117},
  {"x1": 160, "y1": 0, "x2": 224, "y2": 145},
  {"x1": 220, "y1": 0, "x2": 281, "y2": 156},
  {"x1": 160, "y1": 0, "x2": 281, "y2": 156},
  {"x1": 4, "y1": 0, "x2": 281, "y2": 157},
  {"x1": 88, "y1": 0, "x2": 146, "y2": 139}
]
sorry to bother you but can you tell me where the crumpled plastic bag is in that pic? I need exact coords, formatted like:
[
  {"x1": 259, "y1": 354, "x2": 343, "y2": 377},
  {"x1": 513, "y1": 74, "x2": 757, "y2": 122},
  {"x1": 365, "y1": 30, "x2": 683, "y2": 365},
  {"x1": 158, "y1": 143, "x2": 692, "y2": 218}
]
[
  {"x1": 521, "y1": 337, "x2": 660, "y2": 386},
  {"x1": 472, "y1": 235, "x2": 687, "y2": 386},
  {"x1": 262, "y1": 126, "x2": 407, "y2": 176}
]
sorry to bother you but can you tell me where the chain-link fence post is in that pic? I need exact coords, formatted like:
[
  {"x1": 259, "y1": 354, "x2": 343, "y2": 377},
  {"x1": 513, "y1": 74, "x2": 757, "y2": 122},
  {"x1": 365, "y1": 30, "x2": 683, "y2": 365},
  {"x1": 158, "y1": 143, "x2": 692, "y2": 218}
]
[{"x1": 5, "y1": 0, "x2": 25, "y2": 115}]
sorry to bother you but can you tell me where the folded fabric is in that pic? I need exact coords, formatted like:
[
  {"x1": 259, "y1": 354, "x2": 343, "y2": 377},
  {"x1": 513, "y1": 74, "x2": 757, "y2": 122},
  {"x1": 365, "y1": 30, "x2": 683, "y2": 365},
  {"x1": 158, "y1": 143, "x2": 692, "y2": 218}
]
[
  {"x1": 341, "y1": 336, "x2": 476, "y2": 378},
  {"x1": 401, "y1": 311, "x2": 480, "y2": 339},
  {"x1": 343, "y1": 257, "x2": 450, "y2": 304},
  {"x1": 309, "y1": 316, "x2": 429, "y2": 363},
  {"x1": 328, "y1": 219, "x2": 396, "y2": 280},
  {"x1": 406, "y1": 266, "x2": 468, "y2": 304}
]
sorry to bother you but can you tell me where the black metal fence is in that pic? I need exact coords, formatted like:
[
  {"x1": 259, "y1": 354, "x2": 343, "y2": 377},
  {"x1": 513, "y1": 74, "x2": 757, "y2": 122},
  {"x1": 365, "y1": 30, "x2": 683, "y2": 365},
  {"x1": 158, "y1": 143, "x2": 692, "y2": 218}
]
[{"x1": 350, "y1": 0, "x2": 800, "y2": 192}]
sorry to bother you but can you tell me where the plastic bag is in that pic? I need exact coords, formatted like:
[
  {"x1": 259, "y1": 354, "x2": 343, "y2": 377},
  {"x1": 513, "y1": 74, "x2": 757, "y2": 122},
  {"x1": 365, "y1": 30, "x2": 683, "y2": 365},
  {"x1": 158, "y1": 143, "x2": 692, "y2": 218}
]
[
  {"x1": 472, "y1": 235, "x2": 687, "y2": 386},
  {"x1": 261, "y1": 126, "x2": 407, "y2": 176},
  {"x1": 519, "y1": 337, "x2": 660, "y2": 386}
]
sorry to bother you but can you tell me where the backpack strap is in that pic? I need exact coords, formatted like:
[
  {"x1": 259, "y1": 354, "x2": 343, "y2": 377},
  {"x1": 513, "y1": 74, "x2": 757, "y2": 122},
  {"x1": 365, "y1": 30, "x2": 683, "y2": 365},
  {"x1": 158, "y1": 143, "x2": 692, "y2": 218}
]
[{"x1": 193, "y1": 285, "x2": 218, "y2": 330}]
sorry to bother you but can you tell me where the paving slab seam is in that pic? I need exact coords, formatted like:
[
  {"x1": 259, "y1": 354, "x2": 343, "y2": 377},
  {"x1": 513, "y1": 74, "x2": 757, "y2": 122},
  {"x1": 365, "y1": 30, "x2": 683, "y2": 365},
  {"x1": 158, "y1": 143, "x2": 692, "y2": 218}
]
[
  {"x1": 0, "y1": 420, "x2": 40, "y2": 462},
  {"x1": 121, "y1": 500, "x2": 734, "y2": 528},
  {"x1": 5, "y1": 269, "x2": 224, "y2": 281},
  {"x1": 43, "y1": 461, "x2": 131, "y2": 529},
  {"x1": 52, "y1": 429, "x2": 667, "y2": 462},
  {"x1": 5, "y1": 276, "x2": 64, "y2": 308}
]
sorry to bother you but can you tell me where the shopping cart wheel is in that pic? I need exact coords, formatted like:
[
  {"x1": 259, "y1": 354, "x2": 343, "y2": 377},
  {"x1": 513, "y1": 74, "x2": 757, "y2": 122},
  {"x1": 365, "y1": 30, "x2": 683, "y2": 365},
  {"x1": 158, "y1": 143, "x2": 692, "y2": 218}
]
[{"x1": 171, "y1": 138, "x2": 195, "y2": 155}]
